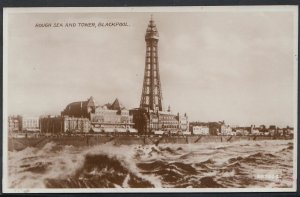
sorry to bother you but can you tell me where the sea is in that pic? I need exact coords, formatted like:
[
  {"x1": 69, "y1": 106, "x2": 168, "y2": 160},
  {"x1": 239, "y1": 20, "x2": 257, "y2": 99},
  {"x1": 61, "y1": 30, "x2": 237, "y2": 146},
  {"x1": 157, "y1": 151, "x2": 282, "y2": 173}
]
[{"x1": 8, "y1": 140, "x2": 294, "y2": 188}]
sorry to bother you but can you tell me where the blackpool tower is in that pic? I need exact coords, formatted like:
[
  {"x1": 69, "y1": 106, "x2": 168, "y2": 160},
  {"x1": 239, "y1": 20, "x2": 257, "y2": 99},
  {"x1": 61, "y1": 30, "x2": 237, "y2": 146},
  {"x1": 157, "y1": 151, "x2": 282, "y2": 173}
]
[{"x1": 140, "y1": 17, "x2": 163, "y2": 112}]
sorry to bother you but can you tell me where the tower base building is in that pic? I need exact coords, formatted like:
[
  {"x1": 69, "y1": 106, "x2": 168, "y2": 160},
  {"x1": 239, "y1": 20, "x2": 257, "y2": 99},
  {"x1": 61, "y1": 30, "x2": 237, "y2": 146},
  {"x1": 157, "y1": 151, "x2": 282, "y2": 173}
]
[{"x1": 130, "y1": 109, "x2": 189, "y2": 134}]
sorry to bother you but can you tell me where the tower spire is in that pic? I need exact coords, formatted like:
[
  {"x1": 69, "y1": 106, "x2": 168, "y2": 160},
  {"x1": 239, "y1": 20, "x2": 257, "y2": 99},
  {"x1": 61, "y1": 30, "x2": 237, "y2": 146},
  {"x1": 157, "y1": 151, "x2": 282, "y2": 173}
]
[{"x1": 140, "y1": 18, "x2": 163, "y2": 112}]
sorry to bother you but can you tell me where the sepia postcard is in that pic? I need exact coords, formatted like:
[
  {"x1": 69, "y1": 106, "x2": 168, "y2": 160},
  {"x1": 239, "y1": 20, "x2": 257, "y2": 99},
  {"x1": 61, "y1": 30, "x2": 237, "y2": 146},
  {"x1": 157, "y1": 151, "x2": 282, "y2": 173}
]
[{"x1": 2, "y1": 6, "x2": 298, "y2": 193}]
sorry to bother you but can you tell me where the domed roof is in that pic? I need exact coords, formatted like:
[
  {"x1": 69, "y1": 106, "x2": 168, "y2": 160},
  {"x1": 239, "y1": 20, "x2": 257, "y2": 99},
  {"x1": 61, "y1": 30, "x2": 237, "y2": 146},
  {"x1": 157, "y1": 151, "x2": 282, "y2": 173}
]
[{"x1": 62, "y1": 96, "x2": 96, "y2": 118}]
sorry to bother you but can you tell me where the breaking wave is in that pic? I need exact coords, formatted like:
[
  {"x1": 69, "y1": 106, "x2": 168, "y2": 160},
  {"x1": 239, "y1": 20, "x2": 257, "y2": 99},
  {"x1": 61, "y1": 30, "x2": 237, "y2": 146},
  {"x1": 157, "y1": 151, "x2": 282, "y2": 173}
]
[
  {"x1": 8, "y1": 140, "x2": 294, "y2": 188},
  {"x1": 45, "y1": 154, "x2": 155, "y2": 188}
]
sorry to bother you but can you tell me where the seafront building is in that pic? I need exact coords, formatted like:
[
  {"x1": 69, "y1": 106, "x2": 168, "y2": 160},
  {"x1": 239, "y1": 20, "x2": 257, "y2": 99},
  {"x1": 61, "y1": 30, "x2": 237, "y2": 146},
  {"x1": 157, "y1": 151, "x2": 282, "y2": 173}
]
[
  {"x1": 8, "y1": 115, "x2": 40, "y2": 132},
  {"x1": 39, "y1": 97, "x2": 136, "y2": 134},
  {"x1": 130, "y1": 108, "x2": 189, "y2": 134},
  {"x1": 251, "y1": 126, "x2": 260, "y2": 135},
  {"x1": 220, "y1": 125, "x2": 234, "y2": 136},
  {"x1": 40, "y1": 116, "x2": 90, "y2": 134},
  {"x1": 39, "y1": 96, "x2": 97, "y2": 134},
  {"x1": 90, "y1": 98, "x2": 136, "y2": 133},
  {"x1": 8, "y1": 115, "x2": 22, "y2": 132},
  {"x1": 22, "y1": 117, "x2": 40, "y2": 132},
  {"x1": 189, "y1": 121, "x2": 224, "y2": 135},
  {"x1": 193, "y1": 126, "x2": 210, "y2": 135}
]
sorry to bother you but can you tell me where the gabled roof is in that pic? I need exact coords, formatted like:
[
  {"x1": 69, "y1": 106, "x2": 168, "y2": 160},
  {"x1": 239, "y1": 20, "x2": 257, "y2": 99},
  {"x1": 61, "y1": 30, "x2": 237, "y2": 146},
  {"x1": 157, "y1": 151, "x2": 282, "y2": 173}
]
[
  {"x1": 111, "y1": 98, "x2": 125, "y2": 110},
  {"x1": 87, "y1": 96, "x2": 96, "y2": 107}
]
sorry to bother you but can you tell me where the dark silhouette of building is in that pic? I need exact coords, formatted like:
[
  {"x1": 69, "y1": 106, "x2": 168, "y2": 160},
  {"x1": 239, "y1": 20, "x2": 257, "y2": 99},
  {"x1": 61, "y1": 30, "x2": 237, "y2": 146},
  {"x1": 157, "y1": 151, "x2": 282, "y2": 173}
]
[
  {"x1": 40, "y1": 116, "x2": 90, "y2": 134},
  {"x1": 61, "y1": 96, "x2": 96, "y2": 119}
]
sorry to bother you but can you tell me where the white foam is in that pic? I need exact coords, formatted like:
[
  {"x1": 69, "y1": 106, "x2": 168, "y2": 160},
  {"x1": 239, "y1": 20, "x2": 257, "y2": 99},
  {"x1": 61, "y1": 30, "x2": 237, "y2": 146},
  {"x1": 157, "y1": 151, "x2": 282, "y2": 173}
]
[{"x1": 7, "y1": 140, "x2": 294, "y2": 188}]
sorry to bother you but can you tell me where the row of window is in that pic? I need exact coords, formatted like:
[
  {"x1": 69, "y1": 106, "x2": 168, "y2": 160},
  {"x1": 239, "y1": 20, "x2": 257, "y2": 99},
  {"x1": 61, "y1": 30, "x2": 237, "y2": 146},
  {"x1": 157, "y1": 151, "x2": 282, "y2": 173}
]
[
  {"x1": 150, "y1": 124, "x2": 179, "y2": 129},
  {"x1": 93, "y1": 119, "x2": 132, "y2": 124},
  {"x1": 63, "y1": 122, "x2": 89, "y2": 125},
  {"x1": 160, "y1": 122, "x2": 178, "y2": 126},
  {"x1": 160, "y1": 116, "x2": 177, "y2": 120},
  {"x1": 23, "y1": 120, "x2": 39, "y2": 125},
  {"x1": 9, "y1": 120, "x2": 19, "y2": 123}
]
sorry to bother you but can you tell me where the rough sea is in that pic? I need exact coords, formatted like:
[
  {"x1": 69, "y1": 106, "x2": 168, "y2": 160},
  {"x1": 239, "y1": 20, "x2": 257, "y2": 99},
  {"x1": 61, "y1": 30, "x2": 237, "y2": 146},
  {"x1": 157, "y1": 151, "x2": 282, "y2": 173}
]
[{"x1": 8, "y1": 140, "x2": 294, "y2": 188}]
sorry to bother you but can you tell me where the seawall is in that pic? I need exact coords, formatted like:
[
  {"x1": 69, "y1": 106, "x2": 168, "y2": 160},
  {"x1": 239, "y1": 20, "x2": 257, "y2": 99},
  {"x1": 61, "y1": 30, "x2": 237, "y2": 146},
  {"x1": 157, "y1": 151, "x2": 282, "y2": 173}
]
[{"x1": 8, "y1": 135, "x2": 291, "y2": 152}]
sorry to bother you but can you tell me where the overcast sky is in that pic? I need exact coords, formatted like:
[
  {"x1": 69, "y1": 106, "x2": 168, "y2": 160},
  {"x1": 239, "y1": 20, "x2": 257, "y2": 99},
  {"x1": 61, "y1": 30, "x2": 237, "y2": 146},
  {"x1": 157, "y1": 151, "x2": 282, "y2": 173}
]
[{"x1": 6, "y1": 7, "x2": 297, "y2": 127}]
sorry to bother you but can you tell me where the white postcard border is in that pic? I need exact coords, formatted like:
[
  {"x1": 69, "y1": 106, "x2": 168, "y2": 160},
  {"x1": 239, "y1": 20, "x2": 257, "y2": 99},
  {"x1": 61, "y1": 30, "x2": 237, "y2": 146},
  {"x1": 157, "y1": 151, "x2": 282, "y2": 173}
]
[{"x1": 2, "y1": 6, "x2": 298, "y2": 193}]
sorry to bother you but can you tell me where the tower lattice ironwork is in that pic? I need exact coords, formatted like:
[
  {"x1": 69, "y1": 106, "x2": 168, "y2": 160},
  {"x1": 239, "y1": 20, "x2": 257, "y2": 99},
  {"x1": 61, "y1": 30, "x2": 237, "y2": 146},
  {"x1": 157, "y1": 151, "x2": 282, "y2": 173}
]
[{"x1": 140, "y1": 17, "x2": 163, "y2": 112}]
